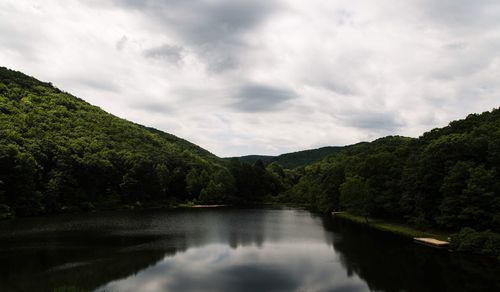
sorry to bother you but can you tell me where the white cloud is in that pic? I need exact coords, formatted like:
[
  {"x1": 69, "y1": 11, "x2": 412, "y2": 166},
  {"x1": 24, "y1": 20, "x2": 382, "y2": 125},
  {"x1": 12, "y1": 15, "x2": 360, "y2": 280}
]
[{"x1": 1, "y1": 0, "x2": 499, "y2": 156}]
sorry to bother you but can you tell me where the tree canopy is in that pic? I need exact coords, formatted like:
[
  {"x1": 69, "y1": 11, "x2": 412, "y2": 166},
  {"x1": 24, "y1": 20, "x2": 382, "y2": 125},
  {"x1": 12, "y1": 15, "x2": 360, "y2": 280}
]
[{"x1": 0, "y1": 67, "x2": 282, "y2": 215}]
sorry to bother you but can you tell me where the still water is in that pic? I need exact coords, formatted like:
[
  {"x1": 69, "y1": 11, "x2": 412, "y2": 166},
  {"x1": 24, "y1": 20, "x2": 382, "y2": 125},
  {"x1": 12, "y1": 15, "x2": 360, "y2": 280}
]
[{"x1": 0, "y1": 208, "x2": 499, "y2": 292}]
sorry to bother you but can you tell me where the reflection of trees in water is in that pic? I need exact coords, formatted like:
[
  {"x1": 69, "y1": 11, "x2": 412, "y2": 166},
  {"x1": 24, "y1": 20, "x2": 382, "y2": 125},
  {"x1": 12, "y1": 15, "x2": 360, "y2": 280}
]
[
  {"x1": 225, "y1": 210, "x2": 266, "y2": 249},
  {"x1": 0, "y1": 209, "x2": 273, "y2": 291},
  {"x1": 228, "y1": 228, "x2": 264, "y2": 249},
  {"x1": 177, "y1": 208, "x2": 269, "y2": 249},
  {"x1": 321, "y1": 217, "x2": 500, "y2": 292},
  {"x1": 0, "y1": 233, "x2": 183, "y2": 292}
]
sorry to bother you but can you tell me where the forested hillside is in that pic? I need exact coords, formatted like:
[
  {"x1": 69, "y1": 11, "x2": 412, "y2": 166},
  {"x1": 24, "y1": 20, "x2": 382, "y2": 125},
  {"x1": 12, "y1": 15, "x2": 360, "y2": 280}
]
[
  {"x1": 230, "y1": 155, "x2": 274, "y2": 165},
  {"x1": 230, "y1": 146, "x2": 344, "y2": 168},
  {"x1": 282, "y1": 109, "x2": 500, "y2": 258},
  {"x1": 0, "y1": 67, "x2": 283, "y2": 217}
]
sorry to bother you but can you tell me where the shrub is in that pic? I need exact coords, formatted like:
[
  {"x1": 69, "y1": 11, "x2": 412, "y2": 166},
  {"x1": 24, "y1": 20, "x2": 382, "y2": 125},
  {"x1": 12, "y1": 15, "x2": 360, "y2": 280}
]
[{"x1": 451, "y1": 227, "x2": 500, "y2": 260}]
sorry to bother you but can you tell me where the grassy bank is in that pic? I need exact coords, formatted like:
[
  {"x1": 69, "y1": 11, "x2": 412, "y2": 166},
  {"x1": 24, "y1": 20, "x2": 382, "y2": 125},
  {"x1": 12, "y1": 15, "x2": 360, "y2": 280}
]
[
  {"x1": 334, "y1": 212, "x2": 450, "y2": 241},
  {"x1": 0, "y1": 201, "x2": 229, "y2": 221}
]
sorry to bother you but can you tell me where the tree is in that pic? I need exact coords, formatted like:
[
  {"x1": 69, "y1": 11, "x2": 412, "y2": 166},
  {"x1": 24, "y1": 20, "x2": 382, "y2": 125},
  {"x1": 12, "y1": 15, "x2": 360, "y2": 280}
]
[
  {"x1": 461, "y1": 165, "x2": 499, "y2": 231},
  {"x1": 340, "y1": 175, "x2": 374, "y2": 222},
  {"x1": 199, "y1": 168, "x2": 236, "y2": 204},
  {"x1": 438, "y1": 161, "x2": 475, "y2": 229},
  {"x1": 186, "y1": 168, "x2": 210, "y2": 199}
]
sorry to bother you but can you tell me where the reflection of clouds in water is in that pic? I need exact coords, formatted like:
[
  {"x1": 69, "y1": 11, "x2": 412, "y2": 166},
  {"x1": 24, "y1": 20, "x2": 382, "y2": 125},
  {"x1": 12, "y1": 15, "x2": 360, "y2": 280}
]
[
  {"x1": 116, "y1": 209, "x2": 333, "y2": 251},
  {"x1": 96, "y1": 243, "x2": 370, "y2": 292}
]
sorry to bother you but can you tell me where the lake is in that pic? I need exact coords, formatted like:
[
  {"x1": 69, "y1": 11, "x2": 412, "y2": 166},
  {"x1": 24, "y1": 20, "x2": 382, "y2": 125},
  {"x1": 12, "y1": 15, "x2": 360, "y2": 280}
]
[{"x1": 0, "y1": 208, "x2": 499, "y2": 292}]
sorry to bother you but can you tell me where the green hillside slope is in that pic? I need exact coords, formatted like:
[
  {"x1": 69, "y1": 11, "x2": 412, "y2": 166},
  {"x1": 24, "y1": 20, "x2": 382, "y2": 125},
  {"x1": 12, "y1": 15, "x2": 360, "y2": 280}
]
[
  {"x1": 229, "y1": 146, "x2": 345, "y2": 168},
  {"x1": 283, "y1": 109, "x2": 500, "y2": 258},
  {"x1": 0, "y1": 67, "x2": 226, "y2": 216},
  {"x1": 231, "y1": 155, "x2": 275, "y2": 165}
]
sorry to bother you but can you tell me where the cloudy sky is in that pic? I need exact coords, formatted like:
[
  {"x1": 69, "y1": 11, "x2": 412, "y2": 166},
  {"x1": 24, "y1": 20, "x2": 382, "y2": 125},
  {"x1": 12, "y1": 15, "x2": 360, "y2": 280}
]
[{"x1": 1, "y1": 0, "x2": 500, "y2": 156}]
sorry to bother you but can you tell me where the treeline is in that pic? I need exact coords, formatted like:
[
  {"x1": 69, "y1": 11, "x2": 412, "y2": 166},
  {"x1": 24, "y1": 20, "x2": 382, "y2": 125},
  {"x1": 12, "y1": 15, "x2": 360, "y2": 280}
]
[
  {"x1": 282, "y1": 108, "x2": 500, "y2": 258},
  {"x1": 0, "y1": 67, "x2": 283, "y2": 217},
  {"x1": 230, "y1": 146, "x2": 344, "y2": 169}
]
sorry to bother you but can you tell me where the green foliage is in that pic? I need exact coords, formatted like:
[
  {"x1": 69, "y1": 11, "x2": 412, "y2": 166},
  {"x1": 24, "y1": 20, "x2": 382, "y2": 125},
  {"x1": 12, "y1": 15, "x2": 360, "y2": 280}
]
[
  {"x1": 286, "y1": 136, "x2": 412, "y2": 215},
  {"x1": 439, "y1": 163, "x2": 499, "y2": 230},
  {"x1": 227, "y1": 159, "x2": 284, "y2": 204},
  {"x1": 451, "y1": 228, "x2": 500, "y2": 260},
  {"x1": 281, "y1": 110, "x2": 500, "y2": 258},
  {"x1": 230, "y1": 146, "x2": 344, "y2": 169},
  {"x1": 199, "y1": 168, "x2": 236, "y2": 204},
  {"x1": 186, "y1": 168, "x2": 210, "y2": 199},
  {"x1": 336, "y1": 212, "x2": 448, "y2": 240},
  {"x1": 1, "y1": 66, "x2": 212, "y2": 214},
  {"x1": 340, "y1": 175, "x2": 373, "y2": 218},
  {"x1": 285, "y1": 109, "x2": 500, "y2": 240},
  {"x1": 0, "y1": 67, "x2": 287, "y2": 215}
]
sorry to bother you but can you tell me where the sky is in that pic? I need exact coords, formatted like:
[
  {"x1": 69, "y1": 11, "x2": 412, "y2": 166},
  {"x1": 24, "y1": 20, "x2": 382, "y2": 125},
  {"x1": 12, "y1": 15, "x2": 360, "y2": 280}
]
[{"x1": 1, "y1": 0, "x2": 500, "y2": 157}]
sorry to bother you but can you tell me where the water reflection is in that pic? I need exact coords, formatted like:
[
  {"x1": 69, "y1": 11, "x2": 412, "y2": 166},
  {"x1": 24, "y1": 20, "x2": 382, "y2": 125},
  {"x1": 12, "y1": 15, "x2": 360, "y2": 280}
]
[
  {"x1": 0, "y1": 208, "x2": 498, "y2": 292},
  {"x1": 98, "y1": 243, "x2": 368, "y2": 292},
  {"x1": 324, "y1": 218, "x2": 500, "y2": 292}
]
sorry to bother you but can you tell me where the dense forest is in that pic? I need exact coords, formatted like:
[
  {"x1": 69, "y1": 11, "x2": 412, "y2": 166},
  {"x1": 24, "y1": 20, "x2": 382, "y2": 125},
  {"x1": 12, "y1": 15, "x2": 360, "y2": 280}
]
[
  {"x1": 0, "y1": 67, "x2": 282, "y2": 217},
  {"x1": 281, "y1": 109, "x2": 500, "y2": 259},
  {"x1": 229, "y1": 146, "x2": 344, "y2": 168},
  {"x1": 1, "y1": 67, "x2": 499, "y2": 258}
]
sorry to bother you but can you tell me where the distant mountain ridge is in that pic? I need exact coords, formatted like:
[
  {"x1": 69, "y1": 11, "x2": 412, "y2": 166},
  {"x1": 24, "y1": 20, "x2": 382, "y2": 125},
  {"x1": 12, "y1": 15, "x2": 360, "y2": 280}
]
[{"x1": 227, "y1": 146, "x2": 345, "y2": 168}]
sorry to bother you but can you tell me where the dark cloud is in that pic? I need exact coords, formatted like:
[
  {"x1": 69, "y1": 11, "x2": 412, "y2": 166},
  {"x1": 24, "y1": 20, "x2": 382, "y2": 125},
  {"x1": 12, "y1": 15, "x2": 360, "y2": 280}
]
[
  {"x1": 420, "y1": 0, "x2": 500, "y2": 31},
  {"x1": 337, "y1": 111, "x2": 405, "y2": 131},
  {"x1": 143, "y1": 44, "x2": 184, "y2": 64},
  {"x1": 232, "y1": 84, "x2": 297, "y2": 112},
  {"x1": 112, "y1": 0, "x2": 276, "y2": 42},
  {"x1": 134, "y1": 101, "x2": 173, "y2": 114},
  {"x1": 77, "y1": 78, "x2": 120, "y2": 93},
  {"x1": 108, "y1": 0, "x2": 279, "y2": 71},
  {"x1": 321, "y1": 80, "x2": 356, "y2": 96},
  {"x1": 115, "y1": 35, "x2": 128, "y2": 51}
]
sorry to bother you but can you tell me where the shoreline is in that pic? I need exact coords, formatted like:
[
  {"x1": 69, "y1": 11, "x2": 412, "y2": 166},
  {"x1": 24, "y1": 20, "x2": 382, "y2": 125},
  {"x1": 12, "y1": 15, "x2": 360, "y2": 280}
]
[
  {"x1": 189, "y1": 204, "x2": 228, "y2": 208},
  {"x1": 333, "y1": 212, "x2": 450, "y2": 241},
  {"x1": 332, "y1": 212, "x2": 500, "y2": 261},
  {"x1": 0, "y1": 202, "x2": 298, "y2": 221}
]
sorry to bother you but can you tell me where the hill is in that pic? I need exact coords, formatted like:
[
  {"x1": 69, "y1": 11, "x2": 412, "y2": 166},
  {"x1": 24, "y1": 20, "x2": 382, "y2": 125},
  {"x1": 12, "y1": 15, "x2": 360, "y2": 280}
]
[
  {"x1": 0, "y1": 67, "x2": 229, "y2": 216},
  {"x1": 283, "y1": 109, "x2": 500, "y2": 258},
  {"x1": 228, "y1": 146, "x2": 345, "y2": 168},
  {"x1": 229, "y1": 155, "x2": 275, "y2": 165}
]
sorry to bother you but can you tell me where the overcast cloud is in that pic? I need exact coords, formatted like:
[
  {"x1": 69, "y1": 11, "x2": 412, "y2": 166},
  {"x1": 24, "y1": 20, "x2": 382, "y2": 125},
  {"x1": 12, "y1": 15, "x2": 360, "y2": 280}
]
[{"x1": 1, "y1": 0, "x2": 499, "y2": 156}]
